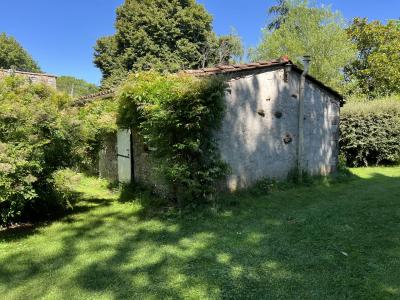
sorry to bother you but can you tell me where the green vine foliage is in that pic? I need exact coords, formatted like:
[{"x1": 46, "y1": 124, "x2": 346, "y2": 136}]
[
  {"x1": 117, "y1": 72, "x2": 228, "y2": 204},
  {"x1": 71, "y1": 98, "x2": 118, "y2": 172},
  {"x1": 340, "y1": 98, "x2": 400, "y2": 166}
]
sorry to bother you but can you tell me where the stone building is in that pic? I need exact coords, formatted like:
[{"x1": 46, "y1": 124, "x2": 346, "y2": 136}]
[
  {"x1": 0, "y1": 69, "x2": 57, "y2": 88},
  {"x1": 78, "y1": 57, "x2": 343, "y2": 191}
]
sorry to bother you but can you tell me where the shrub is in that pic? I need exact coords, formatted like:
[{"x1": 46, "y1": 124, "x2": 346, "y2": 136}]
[
  {"x1": 0, "y1": 76, "x2": 85, "y2": 225},
  {"x1": 340, "y1": 97, "x2": 400, "y2": 166},
  {"x1": 117, "y1": 72, "x2": 228, "y2": 204}
]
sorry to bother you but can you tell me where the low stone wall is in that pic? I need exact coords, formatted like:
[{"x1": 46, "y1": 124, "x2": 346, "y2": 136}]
[
  {"x1": 0, "y1": 69, "x2": 57, "y2": 89},
  {"x1": 132, "y1": 131, "x2": 170, "y2": 196}
]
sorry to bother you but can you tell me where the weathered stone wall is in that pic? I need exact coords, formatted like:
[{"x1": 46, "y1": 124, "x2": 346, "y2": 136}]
[
  {"x1": 99, "y1": 133, "x2": 118, "y2": 182},
  {"x1": 303, "y1": 76, "x2": 340, "y2": 176},
  {"x1": 131, "y1": 131, "x2": 170, "y2": 196},
  {"x1": 217, "y1": 68, "x2": 340, "y2": 191},
  {"x1": 0, "y1": 69, "x2": 57, "y2": 89}
]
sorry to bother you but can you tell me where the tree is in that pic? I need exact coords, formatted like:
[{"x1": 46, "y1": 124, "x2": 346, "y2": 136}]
[
  {"x1": 267, "y1": 0, "x2": 291, "y2": 31},
  {"x1": 0, "y1": 33, "x2": 41, "y2": 72},
  {"x1": 57, "y1": 76, "x2": 98, "y2": 98},
  {"x1": 215, "y1": 30, "x2": 244, "y2": 65},
  {"x1": 252, "y1": 2, "x2": 356, "y2": 90},
  {"x1": 199, "y1": 30, "x2": 244, "y2": 68},
  {"x1": 345, "y1": 18, "x2": 400, "y2": 97},
  {"x1": 94, "y1": 0, "x2": 214, "y2": 88}
]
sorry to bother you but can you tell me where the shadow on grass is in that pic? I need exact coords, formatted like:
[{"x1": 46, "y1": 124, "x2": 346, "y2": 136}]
[{"x1": 0, "y1": 170, "x2": 399, "y2": 299}]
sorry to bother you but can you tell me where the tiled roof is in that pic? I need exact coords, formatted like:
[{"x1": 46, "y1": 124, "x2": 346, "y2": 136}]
[
  {"x1": 74, "y1": 56, "x2": 344, "y2": 104},
  {"x1": 72, "y1": 89, "x2": 115, "y2": 107},
  {"x1": 183, "y1": 56, "x2": 290, "y2": 76}
]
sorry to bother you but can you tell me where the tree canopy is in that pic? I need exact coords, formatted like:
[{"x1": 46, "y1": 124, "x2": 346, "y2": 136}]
[
  {"x1": 94, "y1": 0, "x2": 213, "y2": 88},
  {"x1": 94, "y1": 0, "x2": 243, "y2": 88},
  {"x1": 56, "y1": 76, "x2": 98, "y2": 98},
  {"x1": 252, "y1": 1, "x2": 356, "y2": 90},
  {"x1": 345, "y1": 18, "x2": 400, "y2": 97},
  {"x1": 0, "y1": 33, "x2": 41, "y2": 72},
  {"x1": 267, "y1": 0, "x2": 291, "y2": 31}
]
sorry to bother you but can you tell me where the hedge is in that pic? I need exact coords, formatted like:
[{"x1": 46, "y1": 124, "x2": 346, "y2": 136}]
[{"x1": 340, "y1": 97, "x2": 400, "y2": 166}]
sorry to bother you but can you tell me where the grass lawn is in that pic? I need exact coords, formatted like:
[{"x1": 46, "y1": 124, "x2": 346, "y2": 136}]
[{"x1": 1, "y1": 167, "x2": 400, "y2": 299}]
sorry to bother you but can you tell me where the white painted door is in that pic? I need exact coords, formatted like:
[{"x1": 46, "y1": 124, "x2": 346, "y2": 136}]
[{"x1": 117, "y1": 129, "x2": 132, "y2": 183}]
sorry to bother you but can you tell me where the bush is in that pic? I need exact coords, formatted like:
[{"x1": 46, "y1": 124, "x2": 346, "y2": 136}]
[
  {"x1": 340, "y1": 97, "x2": 400, "y2": 166},
  {"x1": 0, "y1": 76, "x2": 85, "y2": 225},
  {"x1": 117, "y1": 72, "x2": 228, "y2": 204}
]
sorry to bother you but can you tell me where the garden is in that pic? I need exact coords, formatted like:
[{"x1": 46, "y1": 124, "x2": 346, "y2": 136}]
[{"x1": 1, "y1": 0, "x2": 400, "y2": 299}]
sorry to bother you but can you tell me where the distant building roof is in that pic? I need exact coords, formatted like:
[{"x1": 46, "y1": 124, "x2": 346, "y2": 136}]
[{"x1": 73, "y1": 89, "x2": 115, "y2": 107}]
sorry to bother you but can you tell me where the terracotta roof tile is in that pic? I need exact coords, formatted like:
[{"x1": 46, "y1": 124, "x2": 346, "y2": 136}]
[{"x1": 73, "y1": 89, "x2": 115, "y2": 106}]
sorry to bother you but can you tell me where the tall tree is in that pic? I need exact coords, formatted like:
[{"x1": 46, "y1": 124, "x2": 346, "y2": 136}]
[
  {"x1": 56, "y1": 76, "x2": 98, "y2": 98},
  {"x1": 253, "y1": 2, "x2": 356, "y2": 90},
  {"x1": 94, "y1": 0, "x2": 214, "y2": 88},
  {"x1": 267, "y1": 0, "x2": 291, "y2": 31},
  {"x1": 0, "y1": 33, "x2": 41, "y2": 72},
  {"x1": 345, "y1": 18, "x2": 400, "y2": 97},
  {"x1": 199, "y1": 29, "x2": 244, "y2": 68}
]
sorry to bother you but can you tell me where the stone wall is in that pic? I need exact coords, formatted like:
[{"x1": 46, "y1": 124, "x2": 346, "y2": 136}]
[
  {"x1": 0, "y1": 69, "x2": 57, "y2": 89},
  {"x1": 99, "y1": 133, "x2": 118, "y2": 182},
  {"x1": 217, "y1": 68, "x2": 340, "y2": 191},
  {"x1": 131, "y1": 131, "x2": 170, "y2": 196}
]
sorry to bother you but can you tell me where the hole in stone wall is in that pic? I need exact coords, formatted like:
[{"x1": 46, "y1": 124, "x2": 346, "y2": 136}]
[
  {"x1": 283, "y1": 134, "x2": 293, "y2": 144},
  {"x1": 257, "y1": 109, "x2": 265, "y2": 117},
  {"x1": 274, "y1": 111, "x2": 283, "y2": 118}
]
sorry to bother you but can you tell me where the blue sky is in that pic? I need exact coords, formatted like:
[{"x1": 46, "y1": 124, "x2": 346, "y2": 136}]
[{"x1": 1, "y1": 0, "x2": 399, "y2": 84}]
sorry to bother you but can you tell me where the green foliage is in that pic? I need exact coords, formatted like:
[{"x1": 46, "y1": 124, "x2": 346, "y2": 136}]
[
  {"x1": 72, "y1": 97, "x2": 118, "y2": 171},
  {"x1": 56, "y1": 76, "x2": 98, "y2": 98},
  {"x1": 94, "y1": 0, "x2": 214, "y2": 88},
  {"x1": 345, "y1": 18, "x2": 400, "y2": 98},
  {"x1": 267, "y1": 0, "x2": 296, "y2": 30},
  {"x1": 94, "y1": 1, "x2": 245, "y2": 89},
  {"x1": 0, "y1": 76, "x2": 86, "y2": 225},
  {"x1": 117, "y1": 72, "x2": 228, "y2": 204},
  {"x1": 253, "y1": 1, "x2": 356, "y2": 90},
  {"x1": 0, "y1": 33, "x2": 41, "y2": 72},
  {"x1": 199, "y1": 30, "x2": 244, "y2": 68},
  {"x1": 340, "y1": 98, "x2": 400, "y2": 167}
]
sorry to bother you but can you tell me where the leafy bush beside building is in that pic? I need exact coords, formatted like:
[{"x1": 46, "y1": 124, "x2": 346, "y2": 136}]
[{"x1": 0, "y1": 76, "x2": 96, "y2": 225}]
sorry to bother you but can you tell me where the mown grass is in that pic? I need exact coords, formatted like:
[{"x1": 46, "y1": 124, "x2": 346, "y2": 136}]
[{"x1": 0, "y1": 167, "x2": 399, "y2": 299}]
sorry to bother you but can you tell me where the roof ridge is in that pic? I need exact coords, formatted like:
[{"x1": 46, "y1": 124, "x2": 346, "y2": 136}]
[{"x1": 183, "y1": 57, "x2": 292, "y2": 76}]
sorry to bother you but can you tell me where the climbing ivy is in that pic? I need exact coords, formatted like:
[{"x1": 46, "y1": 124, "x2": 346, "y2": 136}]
[{"x1": 117, "y1": 72, "x2": 228, "y2": 204}]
